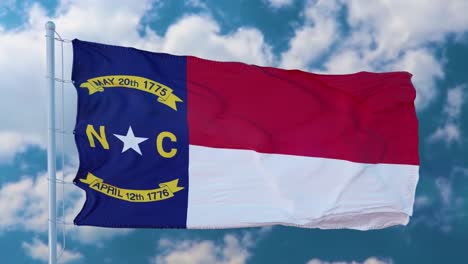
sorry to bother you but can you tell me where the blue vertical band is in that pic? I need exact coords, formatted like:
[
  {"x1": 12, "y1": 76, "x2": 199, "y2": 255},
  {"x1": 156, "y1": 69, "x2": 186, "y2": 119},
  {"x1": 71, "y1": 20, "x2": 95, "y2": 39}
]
[{"x1": 72, "y1": 39, "x2": 189, "y2": 228}]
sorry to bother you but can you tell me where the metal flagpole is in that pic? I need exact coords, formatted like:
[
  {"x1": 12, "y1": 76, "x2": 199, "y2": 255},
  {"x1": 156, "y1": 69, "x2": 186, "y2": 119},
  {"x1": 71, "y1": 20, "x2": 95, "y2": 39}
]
[{"x1": 45, "y1": 21, "x2": 57, "y2": 264}]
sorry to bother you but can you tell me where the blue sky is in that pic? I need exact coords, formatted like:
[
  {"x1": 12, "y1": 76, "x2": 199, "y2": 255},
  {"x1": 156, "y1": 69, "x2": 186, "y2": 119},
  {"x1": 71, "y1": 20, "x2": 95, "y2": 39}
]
[{"x1": 0, "y1": 0, "x2": 467, "y2": 263}]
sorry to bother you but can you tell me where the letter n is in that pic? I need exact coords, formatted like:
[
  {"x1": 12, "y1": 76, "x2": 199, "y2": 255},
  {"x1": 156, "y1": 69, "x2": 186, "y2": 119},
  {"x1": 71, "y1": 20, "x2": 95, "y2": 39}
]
[{"x1": 86, "y1": 125, "x2": 109, "y2": 149}]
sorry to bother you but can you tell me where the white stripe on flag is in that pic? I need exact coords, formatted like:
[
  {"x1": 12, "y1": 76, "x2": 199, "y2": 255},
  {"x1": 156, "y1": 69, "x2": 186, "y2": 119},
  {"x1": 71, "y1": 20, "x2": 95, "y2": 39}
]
[{"x1": 187, "y1": 145, "x2": 419, "y2": 230}]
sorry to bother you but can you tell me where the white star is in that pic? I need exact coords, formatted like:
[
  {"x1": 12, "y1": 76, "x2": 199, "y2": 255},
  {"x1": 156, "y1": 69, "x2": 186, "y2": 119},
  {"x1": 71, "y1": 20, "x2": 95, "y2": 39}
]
[{"x1": 113, "y1": 126, "x2": 148, "y2": 155}]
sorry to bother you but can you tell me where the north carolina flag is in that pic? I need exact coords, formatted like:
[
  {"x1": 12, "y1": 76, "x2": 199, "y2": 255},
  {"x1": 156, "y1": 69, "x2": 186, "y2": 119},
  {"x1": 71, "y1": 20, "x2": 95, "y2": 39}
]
[{"x1": 72, "y1": 39, "x2": 419, "y2": 230}]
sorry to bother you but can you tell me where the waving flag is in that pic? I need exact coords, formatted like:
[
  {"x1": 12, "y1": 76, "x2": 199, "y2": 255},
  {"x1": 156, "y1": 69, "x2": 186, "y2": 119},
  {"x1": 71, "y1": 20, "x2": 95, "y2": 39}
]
[{"x1": 71, "y1": 39, "x2": 419, "y2": 230}]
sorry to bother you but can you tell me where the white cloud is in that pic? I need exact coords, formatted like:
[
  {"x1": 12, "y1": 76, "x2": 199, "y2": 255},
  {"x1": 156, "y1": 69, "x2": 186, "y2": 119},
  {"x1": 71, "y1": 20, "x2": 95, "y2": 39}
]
[
  {"x1": 413, "y1": 168, "x2": 467, "y2": 232},
  {"x1": 0, "y1": 131, "x2": 43, "y2": 163},
  {"x1": 430, "y1": 123, "x2": 461, "y2": 145},
  {"x1": 430, "y1": 86, "x2": 465, "y2": 145},
  {"x1": 151, "y1": 233, "x2": 254, "y2": 264},
  {"x1": 389, "y1": 49, "x2": 443, "y2": 109},
  {"x1": 160, "y1": 15, "x2": 274, "y2": 65},
  {"x1": 414, "y1": 195, "x2": 431, "y2": 209},
  {"x1": 185, "y1": 0, "x2": 208, "y2": 10},
  {"x1": 279, "y1": 0, "x2": 468, "y2": 109},
  {"x1": 341, "y1": 0, "x2": 468, "y2": 109},
  {"x1": 0, "y1": 17, "x2": 47, "y2": 143},
  {"x1": 0, "y1": 168, "x2": 132, "y2": 244},
  {"x1": 454, "y1": 167, "x2": 468, "y2": 178},
  {"x1": 319, "y1": 4, "x2": 450, "y2": 109},
  {"x1": 265, "y1": 0, "x2": 294, "y2": 9},
  {"x1": 435, "y1": 177, "x2": 453, "y2": 205},
  {"x1": 323, "y1": 49, "x2": 371, "y2": 74},
  {"x1": 445, "y1": 86, "x2": 465, "y2": 118},
  {"x1": 433, "y1": 176, "x2": 465, "y2": 232},
  {"x1": 53, "y1": 0, "x2": 155, "y2": 43},
  {"x1": 280, "y1": 0, "x2": 341, "y2": 69},
  {"x1": 0, "y1": 173, "x2": 50, "y2": 232},
  {"x1": 306, "y1": 257, "x2": 392, "y2": 264},
  {"x1": 346, "y1": 0, "x2": 468, "y2": 51},
  {"x1": 22, "y1": 238, "x2": 83, "y2": 263}
]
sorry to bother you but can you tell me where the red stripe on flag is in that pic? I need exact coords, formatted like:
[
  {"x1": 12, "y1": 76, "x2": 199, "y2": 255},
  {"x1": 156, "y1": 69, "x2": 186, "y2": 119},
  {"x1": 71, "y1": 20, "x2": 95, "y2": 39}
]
[{"x1": 187, "y1": 57, "x2": 419, "y2": 165}]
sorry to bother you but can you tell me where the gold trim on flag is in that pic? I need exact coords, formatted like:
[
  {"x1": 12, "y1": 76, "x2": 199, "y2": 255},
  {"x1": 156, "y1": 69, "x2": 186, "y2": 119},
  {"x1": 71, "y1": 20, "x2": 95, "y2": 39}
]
[
  {"x1": 79, "y1": 75, "x2": 183, "y2": 111},
  {"x1": 79, "y1": 172, "x2": 184, "y2": 202}
]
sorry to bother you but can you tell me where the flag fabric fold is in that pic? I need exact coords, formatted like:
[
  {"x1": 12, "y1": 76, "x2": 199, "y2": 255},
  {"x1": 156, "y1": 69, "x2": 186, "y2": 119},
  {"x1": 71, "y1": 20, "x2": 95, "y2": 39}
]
[{"x1": 71, "y1": 39, "x2": 419, "y2": 230}]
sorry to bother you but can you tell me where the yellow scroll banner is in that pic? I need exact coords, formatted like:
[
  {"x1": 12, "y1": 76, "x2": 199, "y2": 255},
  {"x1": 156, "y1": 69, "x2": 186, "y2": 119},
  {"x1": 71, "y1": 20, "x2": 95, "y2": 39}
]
[
  {"x1": 79, "y1": 75, "x2": 183, "y2": 111},
  {"x1": 79, "y1": 173, "x2": 184, "y2": 202}
]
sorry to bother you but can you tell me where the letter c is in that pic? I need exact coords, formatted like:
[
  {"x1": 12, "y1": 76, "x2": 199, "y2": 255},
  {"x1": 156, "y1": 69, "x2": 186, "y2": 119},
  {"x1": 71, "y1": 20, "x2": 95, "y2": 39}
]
[{"x1": 156, "y1": 131, "x2": 177, "y2": 158}]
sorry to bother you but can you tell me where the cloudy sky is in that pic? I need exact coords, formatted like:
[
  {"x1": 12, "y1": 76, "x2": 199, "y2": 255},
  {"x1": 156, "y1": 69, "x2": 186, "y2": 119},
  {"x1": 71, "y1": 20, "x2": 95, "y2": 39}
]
[{"x1": 1, "y1": 0, "x2": 467, "y2": 263}]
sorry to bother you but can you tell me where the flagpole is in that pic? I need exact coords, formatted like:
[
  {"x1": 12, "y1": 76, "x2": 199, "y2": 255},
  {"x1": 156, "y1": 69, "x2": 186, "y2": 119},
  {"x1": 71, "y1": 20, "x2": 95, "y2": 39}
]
[{"x1": 45, "y1": 21, "x2": 57, "y2": 264}]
